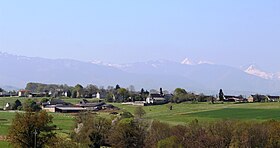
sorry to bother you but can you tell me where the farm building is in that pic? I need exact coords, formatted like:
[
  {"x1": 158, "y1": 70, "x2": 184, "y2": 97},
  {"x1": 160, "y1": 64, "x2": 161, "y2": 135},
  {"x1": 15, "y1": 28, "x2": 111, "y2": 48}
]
[{"x1": 146, "y1": 93, "x2": 169, "y2": 105}]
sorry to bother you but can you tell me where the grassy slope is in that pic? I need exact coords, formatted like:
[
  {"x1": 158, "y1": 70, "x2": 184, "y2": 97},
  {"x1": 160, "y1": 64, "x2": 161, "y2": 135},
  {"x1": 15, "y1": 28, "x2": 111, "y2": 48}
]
[
  {"x1": 112, "y1": 102, "x2": 280, "y2": 125},
  {"x1": 1, "y1": 97, "x2": 280, "y2": 133}
]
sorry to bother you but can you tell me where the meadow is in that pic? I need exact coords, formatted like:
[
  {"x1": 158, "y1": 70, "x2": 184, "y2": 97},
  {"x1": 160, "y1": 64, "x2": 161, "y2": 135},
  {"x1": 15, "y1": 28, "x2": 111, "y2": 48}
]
[
  {"x1": 112, "y1": 102, "x2": 280, "y2": 124},
  {"x1": 0, "y1": 97, "x2": 280, "y2": 146}
]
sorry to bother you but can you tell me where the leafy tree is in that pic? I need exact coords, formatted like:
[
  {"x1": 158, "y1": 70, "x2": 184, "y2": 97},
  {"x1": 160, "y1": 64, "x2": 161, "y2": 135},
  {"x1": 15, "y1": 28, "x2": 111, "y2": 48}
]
[
  {"x1": 105, "y1": 92, "x2": 114, "y2": 102},
  {"x1": 109, "y1": 118, "x2": 147, "y2": 148},
  {"x1": 48, "y1": 136, "x2": 79, "y2": 148},
  {"x1": 134, "y1": 106, "x2": 146, "y2": 118},
  {"x1": 75, "y1": 84, "x2": 84, "y2": 98},
  {"x1": 86, "y1": 84, "x2": 99, "y2": 96},
  {"x1": 140, "y1": 89, "x2": 149, "y2": 101},
  {"x1": 219, "y1": 89, "x2": 224, "y2": 101},
  {"x1": 134, "y1": 95, "x2": 142, "y2": 101},
  {"x1": 117, "y1": 88, "x2": 129, "y2": 102},
  {"x1": 172, "y1": 88, "x2": 196, "y2": 103},
  {"x1": 71, "y1": 90, "x2": 77, "y2": 98},
  {"x1": 89, "y1": 117, "x2": 111, "y2": 148},
  {"x1": 106, "y1": 86, "x2": 115, "y2": 94},
  {"x1": 145, "y1": 120, "x2": 171, "y2": 148},
  {"x1": 40, "y1": 98, "x2": 49, "y2": 104},
  {"x1": 25, "y1": 82, "x2": 71, "y2": 95},
  {"x1": 208, "y1": 120, "x2": 235, "y2": 148},
  {"x1": 120, "y1": 111, "x2": 134, "y2": 119},
  {"x1": 157, "y1": 136, "x2": 181, "y2": 148},
  {"x1": 0, "y1": 87, "x2": 4, "y2": 92},
  {"x1": 25, "y1": 82, "x2": 39, "y2": 92},
  {"x1": 174, "y1": 88, "x2": 187, "y2": 95},
  {"x1": 23, "y1": 99, "x2": 41, "y2": 112},
  {"x1": 8, "y1": 110, "x2": 56, "y2": 148},
  {"x1": 72, "y1": 112, "x2": 111, "y2": 148},
  {"x1": 232, "y1": 122, "x2": 269, "y2": 148},
  {"x1": 71, "y1": 112, "x2": 94, "y2": 145}
]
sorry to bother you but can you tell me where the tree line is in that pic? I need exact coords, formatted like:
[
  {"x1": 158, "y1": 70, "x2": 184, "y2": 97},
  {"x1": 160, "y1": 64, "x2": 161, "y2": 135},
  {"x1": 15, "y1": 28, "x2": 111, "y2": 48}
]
[{"x1": 24, "y1": 83, "x2": 218, "y2": 104}]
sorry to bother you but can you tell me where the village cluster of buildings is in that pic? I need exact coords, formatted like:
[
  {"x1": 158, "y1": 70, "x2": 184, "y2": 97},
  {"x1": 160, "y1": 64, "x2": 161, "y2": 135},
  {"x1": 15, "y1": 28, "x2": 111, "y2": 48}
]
[
  {"x1": 222, "y1": 95, "x2": 280, "y2": 103},
  {"x1": 2, "y1": 88, "x2": 280, "y2": 113}
]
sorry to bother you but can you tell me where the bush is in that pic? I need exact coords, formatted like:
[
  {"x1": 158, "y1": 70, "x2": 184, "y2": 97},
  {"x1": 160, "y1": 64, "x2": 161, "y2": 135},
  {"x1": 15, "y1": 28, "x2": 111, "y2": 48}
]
[
  {"x1": 109, "y1": 118, "x2": 147, "y2": 148},
  {"x1": 120, "y1": 111, "x2": 134, "y2": 119},
  {"x1": 157, "y1": 136, "x2": 182, "y2": 148},
  {"x1": 134, "y1": 106, "x2": 146, "y2": 118}
]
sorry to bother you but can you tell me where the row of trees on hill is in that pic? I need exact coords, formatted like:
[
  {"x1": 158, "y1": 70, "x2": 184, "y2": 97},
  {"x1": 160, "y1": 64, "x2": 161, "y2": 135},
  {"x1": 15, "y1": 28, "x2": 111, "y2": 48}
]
[
  {"x1": 8, "y1": 108, "x2": 280, "y2": 148},
  {"x1": 171, "y1": 88, "x2": 215, "y2": 103},
  {"x1": 24, "y1": 83, "x2": 218, "y2": 103},
  {"x1": 24, "y1": 83, "x2": 152, "y2": 102}
]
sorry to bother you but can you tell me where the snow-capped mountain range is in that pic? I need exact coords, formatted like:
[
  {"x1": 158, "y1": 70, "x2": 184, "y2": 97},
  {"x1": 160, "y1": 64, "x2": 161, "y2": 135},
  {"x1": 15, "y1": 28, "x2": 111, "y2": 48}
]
[
  {"x1": 0, "y1": 52, "x2": 280, "y2": 95},
  {"x1": 244, "y1": 65, "x2": 280, "y2": 80},
  {"x1": 181, "y1": 58, "x2": 214, "y2": 65}
]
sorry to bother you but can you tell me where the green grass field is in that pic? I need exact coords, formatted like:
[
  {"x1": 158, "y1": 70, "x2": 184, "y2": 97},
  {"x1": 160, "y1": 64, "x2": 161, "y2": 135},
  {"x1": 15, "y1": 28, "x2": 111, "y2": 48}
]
[
  {"x1": 1, "y1": 96, "x2": 280, "y2": 145},
  {"x1": 0, "y1": 141, "x2": 11, "y2": 148},
  {"x1": 112, "y1": 102, "x2": 280, "y2": 124},
  {"x1": 0, "y1": 111, "x2": 75, "y2": 136}
]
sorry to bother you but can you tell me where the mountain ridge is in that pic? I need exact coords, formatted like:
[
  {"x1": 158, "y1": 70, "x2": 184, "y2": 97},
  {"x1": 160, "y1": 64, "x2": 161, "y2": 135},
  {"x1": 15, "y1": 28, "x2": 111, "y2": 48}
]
[{"x1": 0, "y1": 52, "x2": 280, "y2": 95}]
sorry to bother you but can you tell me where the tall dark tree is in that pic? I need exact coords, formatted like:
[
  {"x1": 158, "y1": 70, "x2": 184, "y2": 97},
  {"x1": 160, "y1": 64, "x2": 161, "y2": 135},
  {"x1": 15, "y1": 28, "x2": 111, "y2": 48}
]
[
  {"x1": 12, "y1": 99, "x2": 22, "y2": 110},
  {"x1": 219, "y1": 89, "x2": 224, "y2": 101},
  {"x1": 115, "y1": 84, "x2": 121, "y2": 90},
  {"x1": 140, "y1": 88, "x2": 145, "y2": 95}
]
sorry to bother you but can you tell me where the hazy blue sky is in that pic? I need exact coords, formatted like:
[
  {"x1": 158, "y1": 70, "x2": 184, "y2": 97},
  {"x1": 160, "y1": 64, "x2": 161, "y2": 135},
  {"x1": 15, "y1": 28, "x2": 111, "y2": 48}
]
[{"x1": 0, "y1": 0, "x2": 279, "y2": 71}]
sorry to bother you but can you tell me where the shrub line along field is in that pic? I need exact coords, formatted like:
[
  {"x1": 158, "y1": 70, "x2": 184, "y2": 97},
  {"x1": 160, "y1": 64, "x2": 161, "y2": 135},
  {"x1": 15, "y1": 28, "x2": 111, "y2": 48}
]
[{"x1": 0, "y1": 97, "x2": 280, "y2": 147}]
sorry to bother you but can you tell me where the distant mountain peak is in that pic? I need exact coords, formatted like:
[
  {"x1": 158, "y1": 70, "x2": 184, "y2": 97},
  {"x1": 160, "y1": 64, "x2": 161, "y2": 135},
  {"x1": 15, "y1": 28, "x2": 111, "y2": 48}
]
[
  {"x1": 245, "y1": 65, "x2": 274, "y2": 80},
  {"x1": 181, "y1": 58, "x2": 193, "y2": 65},
  {"x1": 181, "y1": 58, "x2": 214, "y2": 65}
]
